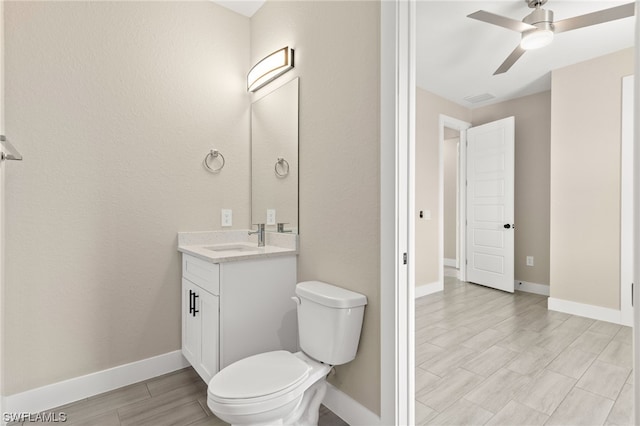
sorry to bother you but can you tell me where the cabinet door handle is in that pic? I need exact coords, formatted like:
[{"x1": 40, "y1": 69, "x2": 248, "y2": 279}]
[
  {"x1": 189, "y1": 290, "x2": 194, "y2": 314},
  {"x1": 192, "y1": 293, "x2": 199, "y2": 317}
]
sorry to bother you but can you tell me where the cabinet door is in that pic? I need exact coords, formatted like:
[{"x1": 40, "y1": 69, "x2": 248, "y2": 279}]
[
  {"x1": 199, "y1": 290, "x2": 219, "y2": 381},
  {"x1": 182, "y1": 279, "x2": 201, "y2": 367}
]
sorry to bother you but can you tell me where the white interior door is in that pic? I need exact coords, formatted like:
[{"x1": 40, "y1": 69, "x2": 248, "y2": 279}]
[{"x1": 465, "y1": 116, "x2": 515, "y2": 293}]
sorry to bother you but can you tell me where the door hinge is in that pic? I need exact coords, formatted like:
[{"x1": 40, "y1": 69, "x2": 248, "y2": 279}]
[{"x1": 403, "y1": 253, "x2": 407, "y2": 265}]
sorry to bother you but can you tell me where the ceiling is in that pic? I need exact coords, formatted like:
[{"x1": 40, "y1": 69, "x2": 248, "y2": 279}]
[
  {"x1": 416, "y1": 0, "x2": 636, "y2": 107},
  {"x1": 214, "y1": 0, "x2": 264, "y2": 17},
  {"x1": 214, "y1": 0, "x2": 635, "y2": 107}
]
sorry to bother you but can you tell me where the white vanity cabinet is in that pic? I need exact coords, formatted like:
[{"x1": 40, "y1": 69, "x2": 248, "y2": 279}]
[{"x1": 181, "y1": 252, "x2": 297, "y2": 384}]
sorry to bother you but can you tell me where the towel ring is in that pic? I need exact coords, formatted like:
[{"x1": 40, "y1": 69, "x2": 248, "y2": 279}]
[
  {"x1": 275, "y1": 157, "x2": 290, "y2": 177},
  {"x1": 204, "y1": 149, "x2": 225, "y2": 173}
]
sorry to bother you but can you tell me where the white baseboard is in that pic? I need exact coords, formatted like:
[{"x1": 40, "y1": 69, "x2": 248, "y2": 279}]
[
  {"x1": 323, "y1": 382, "x2": 380, "y2": 426},
  {"x1": 4, "y1": 350, "x2": 189, "y2": 415},
  {"x1": 415, "y1": 281, "x2": 442, "y2": 299},
  {"x1": 548, "y1": 297, "x2": 628, "y2": 326},
  {"x1": 515, "y1": 280, "x2": 550, "y2": 296},
  {"x1": 443, "y1": 258, "x2": 457, "y2": 268}
]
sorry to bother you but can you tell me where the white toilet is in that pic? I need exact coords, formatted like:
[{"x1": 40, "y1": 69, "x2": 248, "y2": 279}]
[{"x1": 207, "y1": 280, "x2": 367, "y2": 426}]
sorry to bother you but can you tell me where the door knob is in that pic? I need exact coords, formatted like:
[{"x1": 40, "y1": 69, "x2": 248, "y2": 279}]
[{"x1": 504, "y1": 224, "x2": 511, "y2": 229}]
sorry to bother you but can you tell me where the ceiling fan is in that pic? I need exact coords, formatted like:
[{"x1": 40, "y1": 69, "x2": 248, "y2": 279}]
[{"x1": 468, "y1": 0, "x2": 635, "y2": 75}]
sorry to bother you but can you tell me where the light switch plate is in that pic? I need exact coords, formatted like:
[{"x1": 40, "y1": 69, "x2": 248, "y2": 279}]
[
  {"x1": 526, "y1": 256, "x2": 534, "y2": 266},
  {"x1": 266, "y1": 209, "x2": 276, "y2": 225},
  {"x1": 221, "y1": 209, "x2": 232, "y2": 227}
]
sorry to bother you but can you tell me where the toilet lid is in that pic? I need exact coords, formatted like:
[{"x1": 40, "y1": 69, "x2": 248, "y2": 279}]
[{"x1": 209, "y1": 351, "x2": 310, "y2": 400}]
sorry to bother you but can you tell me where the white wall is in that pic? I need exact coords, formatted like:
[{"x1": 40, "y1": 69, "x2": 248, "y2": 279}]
[{"x1": 3, "y1": 1, "x2": 250, "y2": 395}]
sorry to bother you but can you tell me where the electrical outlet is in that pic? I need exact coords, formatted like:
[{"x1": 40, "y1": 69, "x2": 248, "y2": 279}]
[
  {"x1": 221, "y1": 209, "x2": 232, "y2": 227},
  {"x1": 267, "y1": 209, "x2": 276, "y2": 225},
  {"x1": 526, "y1": 256, "x2": 534, "y2": 266}
]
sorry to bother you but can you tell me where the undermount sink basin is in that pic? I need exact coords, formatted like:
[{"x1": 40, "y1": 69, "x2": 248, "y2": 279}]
[{"x1": 203, "y1": 244, "x2": 263, "y2": 253}]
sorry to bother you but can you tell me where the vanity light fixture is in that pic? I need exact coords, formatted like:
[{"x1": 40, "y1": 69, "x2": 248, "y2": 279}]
[{"x1": 247, "y1": 46, "x2": 294, "y2": 92}]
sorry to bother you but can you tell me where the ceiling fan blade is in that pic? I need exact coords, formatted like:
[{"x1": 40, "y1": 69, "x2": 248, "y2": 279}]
[
  {"x1": 553, "y1": 2, "x2": 635, "y2": 34},
  {"x1": 468, "y1": 10, "x2": 536, "y2": 33},
  {"x1": 494, "y1": 45, "x2": 526, "y2": 75}
]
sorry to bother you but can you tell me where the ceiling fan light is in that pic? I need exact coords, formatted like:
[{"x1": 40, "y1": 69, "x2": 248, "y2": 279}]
[{"x1": 520, "y1": 29, "x2": 554, "y2": 50}]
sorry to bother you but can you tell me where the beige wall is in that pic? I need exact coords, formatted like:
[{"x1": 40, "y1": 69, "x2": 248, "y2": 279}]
[
  {"x1": 251, "y1": 1, "x2": 381, "y2": 415},
  {"x1": 4, "y1": 1, "x2": 250, "y2": 394},
  {"x1": 443, "y1": 138, "x2": 458, "y2": 261},
  {"x1": 473, "y1": 91, "x2": 551, "y2": 286},
  {"x1": 550, "y1": 48, "x2": 634, "y2": 309},
  {"x1": 415, "y1": 88, "x2": 471, "y2": 286}
]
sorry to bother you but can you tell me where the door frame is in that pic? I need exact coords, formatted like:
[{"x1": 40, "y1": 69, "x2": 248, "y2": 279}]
[
  {"x1": 621, "y1": 75, "x2": 634, "y2": 326},
  {"x1": 0, "y1": 0, "x2": 6, "y2": 417},
  {"x1": 438, "y1": 115, "x2": 471, "y2": 284},
  {"x1": 380, "y1": 1, "x2": 414, "y2": 424}
]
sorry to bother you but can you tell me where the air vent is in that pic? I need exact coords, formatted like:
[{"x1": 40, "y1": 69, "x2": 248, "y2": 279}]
[{"x1": 463, "y1": 93, "x2": 495, "y2": 104}]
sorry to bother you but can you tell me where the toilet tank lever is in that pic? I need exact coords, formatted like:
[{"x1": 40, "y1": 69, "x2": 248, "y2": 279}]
[{"x1": 291, "y1": 296, "x2": 301, "y2": 305}]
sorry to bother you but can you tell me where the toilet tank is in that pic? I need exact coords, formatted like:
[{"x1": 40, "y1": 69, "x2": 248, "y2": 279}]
[{"x1": 295, "y1": 281, "x2": 367, "y2": 365}]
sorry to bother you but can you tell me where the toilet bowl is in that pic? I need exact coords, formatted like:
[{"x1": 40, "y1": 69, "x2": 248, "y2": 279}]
[
  {"x1": 207, "y1": 351, "x2": 331, "y2": 426},
  {"x1": 207, "y1": 281, "x2": 367, "y2": 426}
]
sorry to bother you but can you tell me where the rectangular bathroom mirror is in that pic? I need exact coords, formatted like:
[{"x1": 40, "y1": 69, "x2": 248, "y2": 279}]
[{"x1": 250, "y1": 78, "x2": 299, "y2": 233}]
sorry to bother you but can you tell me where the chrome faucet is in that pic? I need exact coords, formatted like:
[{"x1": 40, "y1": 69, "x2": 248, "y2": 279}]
[{"x1": 248, "y1": 224, "x2": 266, "y2": 247}]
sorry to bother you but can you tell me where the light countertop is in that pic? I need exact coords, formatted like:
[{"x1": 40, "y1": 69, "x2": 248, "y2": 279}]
[{"x1": 178, "y1": 230, "x2": 297, "y2": 263}]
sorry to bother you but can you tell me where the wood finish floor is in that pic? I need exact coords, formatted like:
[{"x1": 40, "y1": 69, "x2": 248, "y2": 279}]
[
  {"x1": 9, "y1": 272, "x2": 633, "y2": 426},
  {"x1": 8, "y1": 368, "x2": 347, "y2": 426},
  {"x1": 416, "y1": 270, "x2": 633, "y2": 425}
]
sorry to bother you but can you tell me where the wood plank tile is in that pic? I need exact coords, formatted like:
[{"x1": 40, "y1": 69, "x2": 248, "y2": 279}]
[
  {"x1": 495, "y1": 329, "x2": 541, "y2": 352},
  {"x1": 62, "y1": 383, "x2": 151, "y2": 422},
  {"x1": 598, "y1": 340, "x2": 633, "y2": 369},
  {"x1": 416, "y1": 341, "x2": 445, "y2": 366},
  {"x1": 464, "y1": 368, "x2": 531, "y2": 413},
  {"x1": 135, "y1": 400, "x2": 207, "y2": 426},
  {"x1": 576, "y1": 360, "x2": 630, "y2": 400},
  {"x1": 546, "y1": 347, "x2": 597, "y2": 379},
  {"x1": 536, "y1": 329, "x2": 580, "y2": 353},
  {"x1": 514, "y1": 369, "x2": 576, "y2": 415},
  {"x1": 505, "y1": 346, "x2": 556, "y2": 376},
  {"x1": 146, "y1": 367, "x2": 202, "y2": 397},
  {"x1": 588, "y1": 320, "x2": 622, "y2": 337},
  {"x1": 421, "y1": 344, "x2": 477, "y2": 377},
  {"x1": 415, "y1": 367, "x2": 442, "y2": 394},
  {"x1": 415, "y1": 401, "x2": 437, "y2": 425},
  {"x1": 66, "y1": 411, "x2": 120, "y2": 426},
  {"x1": 485, "y1": 400, "x2": 548, "y2": 426},
  {"x1": 613, "y1": 326, "x2": 632, "y2": 344},
  {"x1": 461, "y1": 328, "x2": 506, "y2": 352},
  {"x1": 461, "y1": 344, "x2": 518, "y2": 377},
  {"x1": 546, "y1": 388, "x2": 614, "y2": 426},
  {"x1": 570, "y1": 330, "x2": 615, "y2": 355},
  {"x1": 605, "y1": 383, "x2": 633, "y2": 426},
  {"x1": 557, "y1": 316, "x2": 595, "y2": 333},
  {"x1": 416, "y1": 368, "x2": 485, "y2": 412},
  {"x1": 186, "y1": 415, "x2": 229, "y2": 426},
  {"x1": 426, "y1": 398, "x2": 493, "y2": 426},
  {"x1": 429, "y1": 327, "x2": 476, "y2": 348},
  {"x1": 119, "y1": 380, "x2": 207, "y2": 425}
]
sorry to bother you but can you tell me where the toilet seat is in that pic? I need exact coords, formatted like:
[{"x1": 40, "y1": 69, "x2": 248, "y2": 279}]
[{"x1": 208, "y1": 351, "x2": 312, "y2": 417}]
